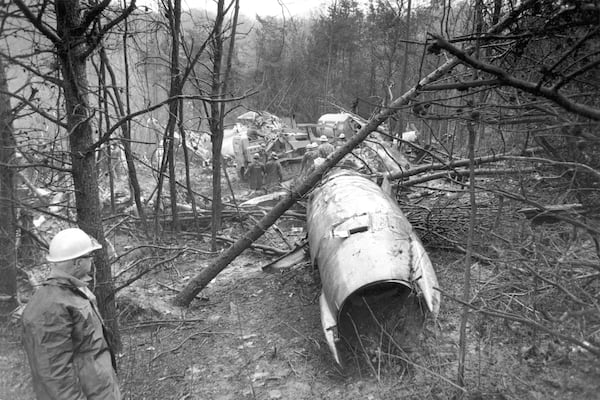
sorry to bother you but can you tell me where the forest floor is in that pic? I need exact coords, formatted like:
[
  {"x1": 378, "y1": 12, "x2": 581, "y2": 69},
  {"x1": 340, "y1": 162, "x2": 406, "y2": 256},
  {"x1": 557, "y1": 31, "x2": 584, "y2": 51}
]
[{"x1": 1, "y1": 158, "x2": 600, "y2": 400}]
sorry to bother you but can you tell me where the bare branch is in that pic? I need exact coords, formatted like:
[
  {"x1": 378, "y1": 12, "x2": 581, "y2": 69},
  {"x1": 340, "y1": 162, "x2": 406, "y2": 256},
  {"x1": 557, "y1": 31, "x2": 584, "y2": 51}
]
[
  {"x1": 431, "y1": 34, "x2": 600, "y2": 121},
  {"x1": 81, "y1": 0, "x2": 112, "y2": 31},
  {"x1": 81, "y1": 1, "x2": 138, "y2": 59},
  {"x1": 95, "y1": 1, "x2": 138, "y2": 41},
  {"x1": 13, "y1": 0, "x2": 61, "y2": 44},
  {"x1": 438, "y1": 288, "x2": 600, "y2": 358},
  {"x1": 420, "y1": 78, "x2": 501, "y2": 91},
  {"x1": 504, "y1": 155, "x2": 600, "y2": 182},
  {"x1": 0, "y1": 89, "x2": 67, "y2": 128},
  {"x1": 400, "y1": 167, "x2": 538, "y2": 187},
  {"x1": 546, "y1": 27, "x2": 600, "y2": 76},
  {"x1": 0, "y1": 51, "x2": 63, "y2": 87},
  {"x1": 555, "y1": 58, "x2": 600, "y2": 91},
  {"x1": 387, "y1": 147, "x2": 543, "y2": 181}
]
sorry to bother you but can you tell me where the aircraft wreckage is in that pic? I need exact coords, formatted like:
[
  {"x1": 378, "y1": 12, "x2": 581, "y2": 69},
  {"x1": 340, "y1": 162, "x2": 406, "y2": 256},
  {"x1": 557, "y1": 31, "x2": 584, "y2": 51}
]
[{"x1": 306, "y1": 169, "x2": 440, "y2": 365}]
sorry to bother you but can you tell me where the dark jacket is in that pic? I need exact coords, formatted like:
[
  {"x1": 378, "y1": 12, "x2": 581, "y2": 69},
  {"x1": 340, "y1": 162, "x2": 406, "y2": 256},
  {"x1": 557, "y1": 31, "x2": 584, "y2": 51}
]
[
  {"x1": 21, "y1": 272, "x2": 120, "y2": 400},
  {"x1": 264, "y1": 159, "x2": 283, "y2": 188},
  {"x1": 245, "y1": 160, "x2": 265, "y2": 190},
  {"x1": 318, "y1": 142, "x2": 335, "y2": 158}
]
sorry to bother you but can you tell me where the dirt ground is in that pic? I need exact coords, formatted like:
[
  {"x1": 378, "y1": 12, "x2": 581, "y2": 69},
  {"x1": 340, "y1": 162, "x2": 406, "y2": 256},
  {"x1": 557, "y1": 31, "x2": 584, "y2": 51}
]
[
  {"x1": 2, "y1": 162, "x2": 600, "y2": 400},
  {"x1": 3, "y1": 241, "x2": 600, "y2": 400}
]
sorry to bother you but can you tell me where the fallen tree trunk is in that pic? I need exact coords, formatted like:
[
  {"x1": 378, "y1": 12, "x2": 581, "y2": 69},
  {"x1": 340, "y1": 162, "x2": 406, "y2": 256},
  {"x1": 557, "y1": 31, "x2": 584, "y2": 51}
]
[
  {"x1": 400, "y1": 167, "x2": 538, "y2": 187},
  {"x1": 173, "y1": 0, "x2": 538, "y2": 307},
  {"x1": 208, "y1": 234, "x2": 287, "y2": 256},
  {"x1": 388, "y1": 148, "x2": 543, "y2": 181}
]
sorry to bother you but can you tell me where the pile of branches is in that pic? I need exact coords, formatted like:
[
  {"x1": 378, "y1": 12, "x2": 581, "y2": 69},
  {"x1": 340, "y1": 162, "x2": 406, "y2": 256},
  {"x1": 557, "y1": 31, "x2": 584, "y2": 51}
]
[
  {"x1": 400, "y1": 191, "x2": 499, "y2": 253},
  {"x1": 469, "y1": 218, "x2": 600, "y2": 358}
]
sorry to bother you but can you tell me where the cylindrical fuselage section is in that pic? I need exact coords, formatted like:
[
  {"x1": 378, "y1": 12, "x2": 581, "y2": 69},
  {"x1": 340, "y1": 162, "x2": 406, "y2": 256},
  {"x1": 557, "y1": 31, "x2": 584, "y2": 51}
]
[{"x1": 307, "y1": 169, "x2": 419, "y2": 322}]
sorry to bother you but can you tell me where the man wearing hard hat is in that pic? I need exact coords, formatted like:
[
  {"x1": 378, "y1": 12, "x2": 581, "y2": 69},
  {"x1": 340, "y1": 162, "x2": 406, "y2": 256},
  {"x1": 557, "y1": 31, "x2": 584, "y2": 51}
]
[
  {"x1": 317, "y1": 135, "x2": 335, "y2": 158},
  {"x1": 335, "y1": 133, "x2": 347, "y2": 150},
  {"x1": 21, "y1": 228, "x2": 121, "y2": 400}
]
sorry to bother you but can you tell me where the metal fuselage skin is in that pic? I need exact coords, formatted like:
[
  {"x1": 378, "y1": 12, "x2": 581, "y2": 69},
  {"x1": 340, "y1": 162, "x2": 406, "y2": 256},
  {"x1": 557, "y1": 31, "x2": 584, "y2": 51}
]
[{"x1": 306, "y1": 169, "x2": 440, "y2": 365}]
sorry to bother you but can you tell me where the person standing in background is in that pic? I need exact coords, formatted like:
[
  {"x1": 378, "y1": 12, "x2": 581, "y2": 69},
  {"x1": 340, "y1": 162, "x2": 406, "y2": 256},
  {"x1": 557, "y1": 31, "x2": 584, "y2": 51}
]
[
  {"x1": 335, "y1": 133, "x2": 347, "y2": 150},
  {"x1": 264, "y1": 152, "x2": 283, "y2": 191},
  {"x1": 300, "y1": 142, "x2": 318, "y2": 178},
  {"x1": 245, "y1": 153, "x2": 265, "y2": 191},
  {"x1": 317, "y1": 135, "x2": 334, "y2": 158}
]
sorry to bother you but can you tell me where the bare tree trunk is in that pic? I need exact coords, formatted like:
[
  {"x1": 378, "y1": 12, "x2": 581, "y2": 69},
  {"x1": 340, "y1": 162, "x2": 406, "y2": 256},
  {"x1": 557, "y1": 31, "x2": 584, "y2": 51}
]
[
  {"x1": 457, "y1": 120, "x2": 477, "y2": 386},
  {"x1": 209, "y1": 1, "x2": 226, "y2": 251},
  {"x1": 178, "y1": 101, "x2": 202, "y2": 236},
  {"x1": 54, "y1": 0, "x2": 120, "y2": 348},
  {"x1": 397, "y1": 0, "x2": 412, "y2": 133},
  {"x1": 151, "y1": 0, "x2": 183, "y2": 235},
  {"x1": 165, "y1": 0, "x2": 182, "y2": 232},
  {"x1": 98, "y1": 55, "x2": 116, "y2": 213},
  {"x1": 324, "y1": 0, "x2": 337, "y2": 116},
  {"x1": 457, "y1": 0, "x2": 484, "y2": 386},
  {"x1": 0, "y1": 58, "x2": 18, "y2": 321},
  {"x1": 99, "y1": 47, "x2": 148, "y2": 230},
  {"x1": 209, "y1": 0, "x2": 239, "y2": 251}
]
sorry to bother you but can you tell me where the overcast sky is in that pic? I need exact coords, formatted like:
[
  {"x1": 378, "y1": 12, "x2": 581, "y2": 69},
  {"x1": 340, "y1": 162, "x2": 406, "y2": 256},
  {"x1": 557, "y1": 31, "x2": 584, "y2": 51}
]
[{"x1": 174, "y1": 0, "x2": 328, "y2": 18}]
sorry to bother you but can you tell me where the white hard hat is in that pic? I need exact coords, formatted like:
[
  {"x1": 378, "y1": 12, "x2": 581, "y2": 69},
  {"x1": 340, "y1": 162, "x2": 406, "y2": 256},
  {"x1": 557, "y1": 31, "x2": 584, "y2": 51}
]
[
  {"x1": 319, "y1": 135, "x2": 328, "y2": 142},
  {"x1": 307, "y1": 142, "x2": 317, "y2": 149},
  {"x1": 338, "y1": 133, "x2": 346, "y2": 139},
  {"x1": 47, "y1": 228, "x2": 102, "y2": 262}
]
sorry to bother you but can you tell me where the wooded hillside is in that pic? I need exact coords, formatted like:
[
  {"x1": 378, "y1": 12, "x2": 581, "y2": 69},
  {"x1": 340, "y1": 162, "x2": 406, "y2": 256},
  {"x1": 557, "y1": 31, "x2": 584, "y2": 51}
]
[{"x1": 1, "y1": 1, "x2": 599, "y2": 398}]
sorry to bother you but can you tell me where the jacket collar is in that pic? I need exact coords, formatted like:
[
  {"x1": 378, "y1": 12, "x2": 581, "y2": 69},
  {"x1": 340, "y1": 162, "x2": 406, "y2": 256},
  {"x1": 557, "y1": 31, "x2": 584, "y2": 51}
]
[{"x1": 47, "y1": 269, "x2": 91, "y2": 288}]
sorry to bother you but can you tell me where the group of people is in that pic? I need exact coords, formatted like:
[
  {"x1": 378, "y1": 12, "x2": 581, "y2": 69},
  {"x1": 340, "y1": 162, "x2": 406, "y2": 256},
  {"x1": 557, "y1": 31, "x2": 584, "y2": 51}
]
[
  {"x1": 300, "y1": 134, "x2": 347, "y2": 178},
  {"x1": 244, "y1": 132, "x2": 353, "y2": 191},
  {"x1": 244, "y1": 151, "x2": 284, "y2": 192}
]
